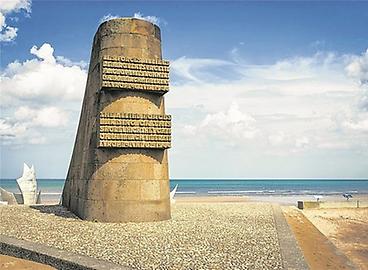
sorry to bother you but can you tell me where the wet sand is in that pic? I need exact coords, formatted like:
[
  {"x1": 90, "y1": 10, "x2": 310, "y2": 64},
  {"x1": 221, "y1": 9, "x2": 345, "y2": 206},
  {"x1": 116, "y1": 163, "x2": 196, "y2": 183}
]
[{"x1": 175, "y1": 195, "x2": 248, "y2": 203}]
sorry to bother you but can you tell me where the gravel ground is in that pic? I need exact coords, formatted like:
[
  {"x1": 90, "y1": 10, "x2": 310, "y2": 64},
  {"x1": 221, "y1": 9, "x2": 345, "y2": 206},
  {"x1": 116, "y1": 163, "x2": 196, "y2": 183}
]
[{"x1": 0, "y1": 203, "x2": 283, "y2": 270}]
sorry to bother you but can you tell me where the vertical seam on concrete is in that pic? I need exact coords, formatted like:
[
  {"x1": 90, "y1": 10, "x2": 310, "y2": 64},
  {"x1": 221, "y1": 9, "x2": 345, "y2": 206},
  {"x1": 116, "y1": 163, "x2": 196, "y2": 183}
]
[{"x1": 272, "y1": 204, "x2": 309, "y2": 270}]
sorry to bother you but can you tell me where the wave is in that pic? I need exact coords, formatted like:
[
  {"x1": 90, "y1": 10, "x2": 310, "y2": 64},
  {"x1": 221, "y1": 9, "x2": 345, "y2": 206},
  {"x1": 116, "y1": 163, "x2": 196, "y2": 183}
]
[
  {"x1": 204, "y1": 190, "x2": 368, "y2": 196},
  {"x1": 208, "y1": 190, "x2": 280, "y2": 194}
]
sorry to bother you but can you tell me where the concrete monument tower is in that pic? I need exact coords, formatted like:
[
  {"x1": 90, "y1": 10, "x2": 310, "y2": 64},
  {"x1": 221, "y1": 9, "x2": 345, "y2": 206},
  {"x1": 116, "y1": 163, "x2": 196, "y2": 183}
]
[{"x1": 62, "y1": 18, "x2": 171, "y2": 222}]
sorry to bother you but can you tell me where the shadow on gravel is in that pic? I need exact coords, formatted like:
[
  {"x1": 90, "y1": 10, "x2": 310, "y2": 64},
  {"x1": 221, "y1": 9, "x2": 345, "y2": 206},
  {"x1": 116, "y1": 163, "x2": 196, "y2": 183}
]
[{"x1": 30, "y1": 205, "x2": 80, "y2": 220}]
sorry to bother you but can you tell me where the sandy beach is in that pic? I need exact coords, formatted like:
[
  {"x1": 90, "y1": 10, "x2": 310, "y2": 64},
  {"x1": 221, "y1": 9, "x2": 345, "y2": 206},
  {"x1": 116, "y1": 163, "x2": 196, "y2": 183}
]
[
  {"x1": 0, "y1": 255, "x2": 55, "y2": 270},
  {"x1": 303, "y1": 208, "x2": 368, "y2": 270}
]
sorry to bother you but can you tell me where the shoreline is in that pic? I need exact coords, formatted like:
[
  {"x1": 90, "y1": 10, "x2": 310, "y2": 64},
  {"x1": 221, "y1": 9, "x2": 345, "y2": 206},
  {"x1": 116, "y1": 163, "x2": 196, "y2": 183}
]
[{"x1": 39, "y1": 194, "x2": 368, "y2": 206}]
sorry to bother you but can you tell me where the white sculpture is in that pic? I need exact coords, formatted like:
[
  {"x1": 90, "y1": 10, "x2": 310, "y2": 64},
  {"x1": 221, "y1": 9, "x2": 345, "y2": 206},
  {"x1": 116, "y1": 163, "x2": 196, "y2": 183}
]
[
  {"x1": 16, "y1": 163, "x2": 38, "y2": 205},
  {"x1": 170, "y1": 184, "x2": 178, "y2": 204},
  {"x1": 0, "y1": 163, "x2": 41, "y2": 205},
  {"x1": 0, "y1": 187, "x2": 18, "y2": 204}
]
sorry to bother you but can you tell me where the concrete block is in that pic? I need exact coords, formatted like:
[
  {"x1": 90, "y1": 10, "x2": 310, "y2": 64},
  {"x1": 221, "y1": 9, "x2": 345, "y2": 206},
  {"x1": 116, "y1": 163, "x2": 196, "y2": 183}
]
[{"x1": 62, "y1": 18, "x2": 171, "y2": 222}]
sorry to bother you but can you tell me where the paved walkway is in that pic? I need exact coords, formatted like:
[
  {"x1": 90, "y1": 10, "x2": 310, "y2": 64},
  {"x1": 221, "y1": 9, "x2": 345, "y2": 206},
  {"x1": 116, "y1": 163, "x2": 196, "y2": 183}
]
[{"x1": 272, "y1": 205, "x2": 309, "y2": 270}]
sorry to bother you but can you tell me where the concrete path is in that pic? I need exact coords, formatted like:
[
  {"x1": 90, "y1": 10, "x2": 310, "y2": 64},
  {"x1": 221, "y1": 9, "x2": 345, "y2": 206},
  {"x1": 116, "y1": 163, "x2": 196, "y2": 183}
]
[{"x1": 272, "y1": 205, "x2": 309, "y2": 270}]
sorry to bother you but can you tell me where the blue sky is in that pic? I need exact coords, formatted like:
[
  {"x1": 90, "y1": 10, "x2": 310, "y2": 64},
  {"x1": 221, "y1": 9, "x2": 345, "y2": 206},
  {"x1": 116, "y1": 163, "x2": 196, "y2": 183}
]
[
  {"x1": 1, "y1": 1, "x2": 368, "y2": 178},
  {"x1": 4, "y1": 2, "x2": 368, "y2": 65}
]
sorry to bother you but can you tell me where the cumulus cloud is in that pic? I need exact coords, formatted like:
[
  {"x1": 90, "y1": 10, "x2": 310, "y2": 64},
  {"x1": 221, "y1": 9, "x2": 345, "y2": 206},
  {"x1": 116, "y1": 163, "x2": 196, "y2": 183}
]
[
  {"x1": 30, "y1": 43, "x2": 55, "y2": 63},
  {"x1": 0, "y1": 43, "x2": 87, "y2": 146},
  {"x1": 345, "y1": 49, "x2": 368, "y2": 111},
  {"x1": 346, "y1": 49, "x2": 368, "y2": 85},
  {"x1": 1, "y1": 43, "x2": 87, "y2": 105},
  {"x1": 1, "y1": 105, "x2": 68, "y2": 145},
  {"x1": 14, "y1": 106, "x2": 69, "y2": 127},
  {"x1": 0, "y1": 0, "x2": 31, "y2": 13},
  {"x1": 0, "y1": 0, "x2": 31, "y2": 42},
  {"x1": 55, "y1": 56, "x2": 87, "y2": 69},
  {"x1": 133, "y1": 12, "x2": 160, "y2": 26},
  {"x1": 343, "y1": 118, "x2": 368, "y2": 132},
  {"x1": 180, "y1": 103, "x2": 259, "y2": 148},
  {"x1": 0, "y1": 119, "x2": 46, "y2": 146}
]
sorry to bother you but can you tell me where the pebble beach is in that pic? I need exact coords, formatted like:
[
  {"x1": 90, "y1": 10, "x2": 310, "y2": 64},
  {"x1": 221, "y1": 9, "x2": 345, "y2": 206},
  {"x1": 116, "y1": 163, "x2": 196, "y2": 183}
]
[{"x1": 0, "y1": 202, "x2": 283, "y2": 270}]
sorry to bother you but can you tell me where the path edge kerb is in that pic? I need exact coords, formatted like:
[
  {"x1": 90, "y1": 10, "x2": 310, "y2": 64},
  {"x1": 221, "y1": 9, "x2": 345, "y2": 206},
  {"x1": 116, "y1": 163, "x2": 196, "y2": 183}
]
[
  {"x1": 272, "y1": 205, "x2": 309, "y2": 270},
  {"x1": 0, "y1": 235, "x2": 131, "y2": 270}
]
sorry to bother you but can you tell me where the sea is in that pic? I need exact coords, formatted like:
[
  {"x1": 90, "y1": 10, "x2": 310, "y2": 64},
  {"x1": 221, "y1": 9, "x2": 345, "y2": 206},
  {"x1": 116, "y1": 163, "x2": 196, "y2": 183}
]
[{"x1": 1, "y1": 179, "x2": 368, "y2": 202}]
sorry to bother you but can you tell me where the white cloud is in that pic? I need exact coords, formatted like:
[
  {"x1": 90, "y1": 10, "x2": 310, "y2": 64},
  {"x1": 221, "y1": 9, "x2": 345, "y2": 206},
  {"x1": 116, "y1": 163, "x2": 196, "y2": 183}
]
[
  {"x1": 343, "y1": 118, "x2": 368, "y2": 132},
  {"x1": 99, "y1": 13, "x2": 162, "y2": 26},
  {"x1": 133, "y1": 12, "x2": 160, "y2": 26},
  {"x1": 0, "y1": 119, "x2": 46, "y2": 146},
  {"x1": 346, "y1": 49, "x2": 368, "y2": 85},
  {"x1": 0, "y1": 24, "x2": 17, "y2": 41},
  {"x1": 295, "y1": 136, "x2": 310, "y2": 149},
  {"x1": 99, "y1": 14, "x2": 119, "y2": 24},
  {"x1": 14, "y1": 106, "x2": 68, "y2": 127},
  {"x1": 181, "y1": 102, "x2": 259, "y2": 145},
  {"x1": 0, "y1": 12, "x2": 5, "y2": 28},
  {"x1": 30, "y1": 43, "x2": 56, "y2": 63},
  {"x1": 55, "y1": 56, "x2": 87, "y2": 68},
  {"x1": 268, "y1": 132, "x2": 286, "y2": 146},
  {"x1": 1, "y1": 43, "x2": 87, "y2": 105},
  {"x1": 0, "y1": 119, "x2": 26, "y2": 138},
  {"x1": 345, "y1": 49, "x2": 368, "y2": 111},
  {"x1": 0, "y1": 105, "x2": 69, "y2": 146},
  {"x1": 0, "y1": 0, "x2": 31, "y2": 42},
  {"x1": 0, "y1": 43, "x2": 87, "y2": 146},
  {"x1": 0, "y1": 0, "x2": 31, "y2": 13},
  {"x1": 168, "y1": 49, "x2": 368, "y2": 157},
  {"x1": 171, "y1": 56, "x2": 233, "y2": 83}
]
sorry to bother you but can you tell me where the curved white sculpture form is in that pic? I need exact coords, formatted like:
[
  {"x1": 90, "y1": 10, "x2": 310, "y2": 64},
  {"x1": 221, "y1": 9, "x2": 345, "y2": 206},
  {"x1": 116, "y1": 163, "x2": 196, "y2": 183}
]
[
  {"x1": 0, "y1": 187, "x2": 18, "y2": 205},
  {"x1": 16, "y1": 163, "x2": 38, "y2": 205},
  {"x1": 170, "y1": 184, "x2": 178, "y2": 204}
]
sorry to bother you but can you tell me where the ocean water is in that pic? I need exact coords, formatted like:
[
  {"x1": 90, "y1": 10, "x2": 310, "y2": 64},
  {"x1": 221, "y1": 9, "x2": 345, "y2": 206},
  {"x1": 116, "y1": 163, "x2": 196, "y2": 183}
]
[{"x1": 1, "y1": 179, "x2": 368, "y2": 201}]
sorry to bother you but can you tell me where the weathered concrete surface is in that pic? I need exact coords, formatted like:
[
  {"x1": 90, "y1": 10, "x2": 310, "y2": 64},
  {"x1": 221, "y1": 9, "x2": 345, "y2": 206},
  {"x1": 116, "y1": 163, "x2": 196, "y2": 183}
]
[
  {"x1": 61, "y1": 18, "x2": 171, "y2": 222},
  {"x1": 0, "y1": 235, "x2": 129, "y2": 270}
]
